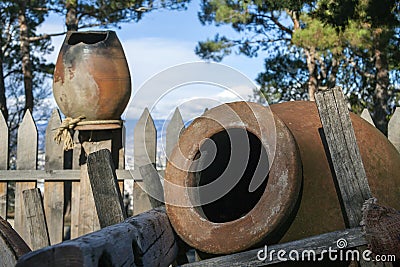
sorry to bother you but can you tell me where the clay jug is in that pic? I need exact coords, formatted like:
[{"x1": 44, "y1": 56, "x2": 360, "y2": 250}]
[{"x1": 53, "y1": 31, "x2": 131, "y2": 120}]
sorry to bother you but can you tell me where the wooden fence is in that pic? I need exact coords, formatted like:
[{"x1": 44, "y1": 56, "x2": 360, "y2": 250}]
[{"x1": 0, "y1": 104, "x2": 399, "y2": 251}]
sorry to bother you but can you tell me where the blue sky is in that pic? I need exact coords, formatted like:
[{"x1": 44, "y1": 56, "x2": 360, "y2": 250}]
[{"x1": 38, "y1": 0, "x2": 266, "y2": 122}]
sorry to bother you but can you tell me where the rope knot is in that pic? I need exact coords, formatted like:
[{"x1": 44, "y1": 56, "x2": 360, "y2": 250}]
[{"x1": 54, "y1": 116, "x2": 85, "y2": 151}]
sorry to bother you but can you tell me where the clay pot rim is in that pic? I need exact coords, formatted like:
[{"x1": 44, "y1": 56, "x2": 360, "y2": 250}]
[{"x1": 165, "y1": 101, "x2": 302, "y2": 254}]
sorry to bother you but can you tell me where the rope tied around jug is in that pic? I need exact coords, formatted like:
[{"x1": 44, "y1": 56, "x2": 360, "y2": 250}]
[{"x1": 54, "y1": 116, "x2": 122, "y2": 151}]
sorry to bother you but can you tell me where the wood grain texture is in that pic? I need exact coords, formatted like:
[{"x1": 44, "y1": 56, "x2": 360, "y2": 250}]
[
  {"x1": 182, "y1": 227, "x2": 367, "y2": 266},
  {"x1": 16, "y1": 207, "x2": 178, "y2": 267},
  {"x1": 14, "y1": 110, "x2": 37, "y2": 248},
  {"x1": 78, "y1": 131, "x2": 112, "y2": 236},
  {"x1": 139, "y1": 164, "x2": 164, "y2": 208},
  {"x1": 44, "y1": 109, "x2": 64, "y2": 245},
  {"x1": 87, "y1": 149, "x2": 126, "y2": 228},
  {"x1": 0, "y1": 216, "x2": 30, "y2": 267},
  {"x1": 315, "y1": 88, "x2": 372, "y2": 227},
  {"x1": 0, "y1": 112, "x2": 8, "y2": 219},
  {"x1": 22, "y1": 188, "x2": 50, "y2": 250},
  {"x1": 315, "y1": 88, "x2": 378, "y2": 267}
]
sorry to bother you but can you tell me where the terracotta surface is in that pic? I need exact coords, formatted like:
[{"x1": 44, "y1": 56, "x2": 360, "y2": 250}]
[
  {"x1": 165, "y1": 102, "x2": 302, "y2": 254},
  {"x1": 270, "y1": 101, "x2": 400, "y2": 243},
  {"x1": 53, "y1": 31, "x2": 131, "y2": 120}
]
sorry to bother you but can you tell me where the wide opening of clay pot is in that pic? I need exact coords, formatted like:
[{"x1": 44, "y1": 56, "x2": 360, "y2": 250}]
[
  {"x1": 192, "y1": 128, "x2": 270, "y2": 223},
  {"x1": 68, "y1": 32, "x2": 108, "y2": 45}
]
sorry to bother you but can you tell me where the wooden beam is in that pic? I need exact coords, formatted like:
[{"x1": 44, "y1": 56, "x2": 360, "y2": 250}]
[
  {"x1": 182, "y1": 227, "x2": 366, "y2": 266},
  {"x1": 0, "y1": 216, "x2": 30, "y2": 267},
  {"x1": 22, "y1": 188, "x2": 50, "y2": 250},
  {"x1": 87, "y1": 149, "x2": 127, "y2": 228},
  {"x1": 315, "y1": 88, "x2": 372, "y2": 227},
  {"x1": 16, "y1": 207, "x2": 178, "y2": 267}
]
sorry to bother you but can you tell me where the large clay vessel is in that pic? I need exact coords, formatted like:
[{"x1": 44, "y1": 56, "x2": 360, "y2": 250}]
[
  {"x1": 165, "y1": 101, "x2": 400, "y2": 255},
  {"x1": 53, "y1": 31, "x2": 131, "y2": 120}
]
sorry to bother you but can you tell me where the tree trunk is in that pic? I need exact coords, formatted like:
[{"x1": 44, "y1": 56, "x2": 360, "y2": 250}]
[
  {"x1": 18, "y1": 1, "x2": 34, "y2": 114},
  {"x1": 0, "y1": 42, "x2": 8, "y2": 122},
  {"x1": 372, "y1": 48, "x2": 389, "y2": 135},
  {"x1": 66, "y1": 0, "x2": 79, "y2": 31},
  {"x1": 305, "y1": 47, "x2": 318, "y2": 101}
]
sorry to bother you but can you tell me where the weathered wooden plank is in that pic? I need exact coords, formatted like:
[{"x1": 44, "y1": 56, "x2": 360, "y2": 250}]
[
  {"x1": 44, "y1": 109, "x2": 64, "y2": 245},
  {"x1": 0, "y1": 112, "x2": 8, "y2": 219},
  {"x1": 388, "y1": 107, "x2": 400, "y2": 153},
  {"x1": 0, "y1": 216, "x2": 31, "y2": 267},
  {"x1": 14, "y1": 110, "x2": 37, "y2": 248},
  {"x1": 87, "y1": 149, "x2": 126, "y2": 228},
  {"x1": 22, "y1": 188, "x2": 50, "y2": 250},
  {"x1": 360, "y1": 109, "x2": 375, "y2": 127},
  {"x1": 78, "y1": 131, "x2": 111, "y2": 236},
  {"x1": 315, "y1": 88, "x2": 372, "y2": 226},
  {"x1": 134, "y1": 108, "x2": 156, "y2": 168},
  {"x1": 139, "y1": 164, "x2": 164, "y2": 208},
  {"x1": 133, "y1": 109, "x2": 156, "y2": 214},
  {"x1": 0, "y1": 169, "x2": 136, "y2": 181},
  {"x1": 315, "y1": 88, "x2": 377, "y2": 267},
  {"x1": 70, "y1": 131, "x2": 80, "y2": 239},
  {"x1": 182, "y1": 227, "x2": 366, "y2": 266},
  {"x1": 166, "y1": 107, "x2": 184, "y2": 159},
  {"x1": 16, "y1": 207, "x2": 178, "y2": 267}
]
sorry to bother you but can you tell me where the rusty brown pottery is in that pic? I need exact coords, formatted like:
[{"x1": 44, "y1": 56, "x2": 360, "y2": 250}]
[
  {"x1": 53, "y1": 31, "x2": 131, "y2": 120},
  {"x1": 165, "y1": 100, "x2": 400, "y2": 255}
]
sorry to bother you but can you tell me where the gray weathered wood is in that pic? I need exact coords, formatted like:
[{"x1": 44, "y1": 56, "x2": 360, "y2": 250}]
[
  {"x1": 44, "y1": 109, "x2": 64, "y2": 245},
  {"x1": 16, "y1": 207, "x2": 178, "y2": 267},
  {"x1": 388, "y1": 107, "x2": 400, "y2": 153},
  {"x1": 182, "y1": 227, "x2": 366, "y2": 266},
  {"x1": 87, "y1": 149, "x2": 127, "y2": 228},
  {"x1": 360, "y1": 109, "x2": 375, "y2": 127},
  {"x1": 70, "y1": 131, "x2": 81, "y2": 239},
  {"x1": 139, "y1": 164, "x2": 164, "y2": 208},
  {"x1": 166, "y1": 108, "x2": 184, "y2": 159},
  {"x1": 315, "y1": 88, "x2": 377, "y2": 267},
  {"x1": 134, "y1": 108, "x2": 156, "y2": 168},
  {"x1": 78, "y1": 131, "x2": 116, "y2": 236},
  {"x1": 0, "y1": 216, "x2": 31, "y2": 267},
  {"x1": 0, "y1": 169, "x2": 136, "y2": 181},
  {"x1": 0, "y1": 112, "x2": 8, "y2": 219},
  {"x1": 14, "y1": 110, "x2": 37, "y2": 248},
  {"x1": 22, "y1": 188, "x2": 50, "y2": 250},
  {"x1": 315, "y1": 88, "x2": 372, "y2": 226},
  {"x1": 133, "y1": 108, "x2": 156, "y2": 214}
]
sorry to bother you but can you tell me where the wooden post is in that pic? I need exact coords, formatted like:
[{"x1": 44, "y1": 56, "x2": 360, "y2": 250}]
[
  {"x1": 139, "y1": 164, "x2": 164, "y2": 208},
  {"x1": 44, "y1": 109, "x2": 64, "y2": 245},
  {"x1": 0, "y1": 112, "x2": 8, "y2": 219},
  {"x1": 315, "y1": 88, "x2": 378, "y2": 267},
  {"x1": 0, "y1": 216, "x2": 30, "y2": 267},
  {"x1": 77, "y1": 130, "x2": 112, "y2": 236},
  {"x1": 22, "y1": 188, "x2": 50, "y2": 250},
  {"x1": 16, "y1": 207, "x2": 178, "y2": 267},
  {"x1": 388, "y1": 107, "x2": 400, "y2": 153},
  {"x1": 133, "y1": 108, "x2": 156, "y2": 214},
  {"x1": 14, "y1": 110, "x2": 37, "y2": 248},
  {"x1": 87, "y1": 149, "x2": 126, "y2": 228},
  {"x1": 70, "y1": 131, "x2": 81, "y2": 239}
]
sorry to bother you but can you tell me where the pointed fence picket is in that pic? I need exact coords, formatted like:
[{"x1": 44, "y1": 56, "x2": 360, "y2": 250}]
[
  {"x1": 0, "y1": 107, "x2": 186, "y2": 247},
  {"x1": 0, "y1": 105, "x2": 398, "y2": 250}
]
